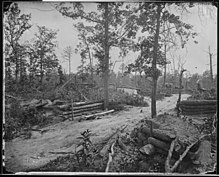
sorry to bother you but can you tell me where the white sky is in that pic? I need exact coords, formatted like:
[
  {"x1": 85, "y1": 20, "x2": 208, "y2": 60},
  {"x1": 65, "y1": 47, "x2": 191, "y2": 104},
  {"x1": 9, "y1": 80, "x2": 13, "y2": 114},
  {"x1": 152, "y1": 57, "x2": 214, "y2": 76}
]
[{"x1": 16, "y1": 2, "x2": 217, "y2": 76}]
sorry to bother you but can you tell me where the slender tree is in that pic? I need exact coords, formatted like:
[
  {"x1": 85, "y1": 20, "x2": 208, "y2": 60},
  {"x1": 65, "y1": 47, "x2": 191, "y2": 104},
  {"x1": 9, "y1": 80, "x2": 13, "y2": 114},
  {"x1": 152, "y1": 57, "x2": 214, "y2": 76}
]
[
  {"x1": 31, "y1": 26, "x2": 59, "y2": 84},
  {"x1": 56, "y1": 2, "x2": 139, "y2": 109},
  {"x1": 4, "y1": 2, "x2": 31, "y2": 83},
  {"x1": 62, "y1": 46, "x2": 74, "y2": 75},
  {"x1": 126, "y1": 2, "x2": 198, "y2": 118}
]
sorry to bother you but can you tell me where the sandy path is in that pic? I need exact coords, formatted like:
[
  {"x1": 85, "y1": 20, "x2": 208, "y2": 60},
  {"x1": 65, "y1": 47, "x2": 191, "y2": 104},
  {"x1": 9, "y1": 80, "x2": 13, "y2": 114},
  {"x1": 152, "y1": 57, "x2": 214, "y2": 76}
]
[{"x1": 5, "y1": 94, "x2": 190, "y2": 172}]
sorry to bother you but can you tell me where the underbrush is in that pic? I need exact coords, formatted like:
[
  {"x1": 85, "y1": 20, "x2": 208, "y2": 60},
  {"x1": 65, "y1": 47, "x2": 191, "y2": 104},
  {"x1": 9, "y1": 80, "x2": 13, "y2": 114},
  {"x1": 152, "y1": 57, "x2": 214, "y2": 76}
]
[
  {"x1": 4, "y1": 100, "x2": 53, "y2": 141},
  {"x1": 187, "y1": 89, "x2": 216, "y2": 101},
  {"x1": 110, "y1": 90, "x2": 149, "y2": 107}
]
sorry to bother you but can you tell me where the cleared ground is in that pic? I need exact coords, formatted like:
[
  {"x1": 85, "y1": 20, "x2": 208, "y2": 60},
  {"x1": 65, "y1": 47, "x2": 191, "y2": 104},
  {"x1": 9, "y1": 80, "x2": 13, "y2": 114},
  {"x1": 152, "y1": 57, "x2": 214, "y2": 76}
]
[{"x1": 5, "y1": 94, "x2": 190, "y2": 172}]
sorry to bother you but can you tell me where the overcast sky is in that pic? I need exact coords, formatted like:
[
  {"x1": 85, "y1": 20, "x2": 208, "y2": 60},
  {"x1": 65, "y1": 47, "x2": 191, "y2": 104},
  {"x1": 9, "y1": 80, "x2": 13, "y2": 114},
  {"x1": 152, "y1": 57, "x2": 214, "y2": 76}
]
[{"x1": 17, "y1": 2, "x2": 217, "y2": 76}]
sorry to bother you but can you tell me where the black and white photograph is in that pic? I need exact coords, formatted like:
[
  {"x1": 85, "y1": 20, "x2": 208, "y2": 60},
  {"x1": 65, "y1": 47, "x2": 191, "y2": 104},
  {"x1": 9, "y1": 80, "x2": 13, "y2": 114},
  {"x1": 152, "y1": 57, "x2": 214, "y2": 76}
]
[{"x1": 3, "y1": 1, "x2": 217, "y2": 174}]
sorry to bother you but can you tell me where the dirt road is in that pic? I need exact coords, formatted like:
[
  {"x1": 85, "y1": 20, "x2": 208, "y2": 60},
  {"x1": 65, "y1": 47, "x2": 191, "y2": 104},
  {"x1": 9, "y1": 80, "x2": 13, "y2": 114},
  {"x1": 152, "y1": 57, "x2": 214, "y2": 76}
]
[{"x1": 5, "y1": 94, "x2": 190, "y2": 172}]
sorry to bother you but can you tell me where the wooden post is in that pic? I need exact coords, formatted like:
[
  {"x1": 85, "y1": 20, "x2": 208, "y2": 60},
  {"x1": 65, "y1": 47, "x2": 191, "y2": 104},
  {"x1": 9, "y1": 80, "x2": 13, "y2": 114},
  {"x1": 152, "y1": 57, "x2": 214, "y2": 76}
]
[{"x1": 71, "y1": 98, "x2": 74, "y2": 121}]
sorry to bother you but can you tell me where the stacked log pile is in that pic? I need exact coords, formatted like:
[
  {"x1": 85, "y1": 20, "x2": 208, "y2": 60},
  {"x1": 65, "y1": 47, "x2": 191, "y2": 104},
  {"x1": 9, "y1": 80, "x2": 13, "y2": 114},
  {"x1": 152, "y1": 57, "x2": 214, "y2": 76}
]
[
  {"x1": 136, "y1": 117, "x2": 214, "y2": 173},
  {"x1": 6, "y1": 97, "x2": 114, "y2": 121},
  {"x1": 180, "y1": 100, "x2": 217, "y2": 115}
]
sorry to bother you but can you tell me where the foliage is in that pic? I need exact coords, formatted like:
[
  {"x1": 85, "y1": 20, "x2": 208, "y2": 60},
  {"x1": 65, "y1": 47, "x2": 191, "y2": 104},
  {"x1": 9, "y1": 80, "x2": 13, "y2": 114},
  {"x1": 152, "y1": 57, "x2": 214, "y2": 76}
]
[
  {"x1": 4, "y1": 2, "x2": 32, "y2": 82},
  {"x1": 76, "y1": 129, "x2": 96, "y2": 169},
  {"x1": 28, "y1": 25, "x2": 59, "y2": 83},
  {"x1": 110, "y1": 90, "x2": 149, "y2": 107},
  {"x1": 4, "y1": 101, "x2": 49, "y2": 141}
]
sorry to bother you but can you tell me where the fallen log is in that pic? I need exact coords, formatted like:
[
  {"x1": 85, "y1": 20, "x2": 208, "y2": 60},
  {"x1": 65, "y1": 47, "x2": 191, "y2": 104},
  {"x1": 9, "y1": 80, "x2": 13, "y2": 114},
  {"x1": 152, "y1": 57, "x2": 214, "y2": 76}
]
[
  {"x1": 99, "y1": 125, "x2": 127, "y2": 157},
  {"x1": 72, "y1": 101, "x2": 103, "y2": 108},
  {"x1": 62, "y1": 105, "x2": 103, "y2": 115},
  {"x1": 181, "y1": 108, "x2": 216, "y2": 113},
  {"x1": 52, "y1": 100, "x2": 66, "y2": 105},
  {"x1": 180, "y1": 100, "x2": 217, "y2": 105},
  {"x1": 141, "y1": 127, "x2": 176, "y2": 142},
  {"x1": 180, "y1": 105, "x2": 217, "y2": 109},
  {"x1": 68, "y1": 103, "x2": 103, "y2": 111},
  {"x1": 148, "y1": 137, "x2": 170, "y2": 152},
  {"x1": 84, "y1": 109, "x2": 114, "y2": 120},
  {"x1": 148, "y1": 137, "x2": 180, "y2": 159},
  {"x1": 62, "y1": 110, "x2": 103, "y2": 120},
  {"x1": 139, "y1": 144, "x2": 155, "y2": 155},
  {"x1": 181, "y1": 107, "x2": 216, "y2": 111},
  {"x1": 57, "y1": 101, "x2": 103, "y2": 110},
  {"x1": 182, "y1": 111, "x2": 216, "y2": 115}
]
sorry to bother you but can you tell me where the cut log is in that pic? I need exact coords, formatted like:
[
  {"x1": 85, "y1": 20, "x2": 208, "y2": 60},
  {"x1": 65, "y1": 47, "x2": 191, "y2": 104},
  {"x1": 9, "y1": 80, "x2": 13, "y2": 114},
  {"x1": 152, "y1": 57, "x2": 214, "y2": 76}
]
[
  {"x1": 52, "y1": 100, "x2": 66, "y2": 105},
  {"x1": 63, "y1": 109, "x2": 103, "y2": 119},
  {"x1": 57, "y1": 101, "x2": 103, "y2": 110},
  {"x1": 180, "y1": 105, "x2": 217, "y2": 109},
  {"x1": 141, "y1": 127, "x2": 176, "y2": 142},
  {"x1": 62, "y1": 105, "x2": 103, "y2": 115},
  {"x1": 182, "y1": 111, "x2": 216, "y2": 115},
  {"x1": 84, "y1": 109, "x2": 114, "y2": 120},
  {"x1": 180, "y1": 100, "x2": 217, "y2": 105},
  {"x1": 68, "y1": 103, "x2": 103, "y2": 111},
  {"x1": 139, "y1": 144, "x2": 155, "y2": 155},
  {"x1": 181, "y1": 109, "x2": 216, "y2": 113},
  {"x1": 148, "y1": 137, "x2": 170, "y2": 152},
  {"x1": 72, "y1": 101, "x2": 103, "y2": 107}
]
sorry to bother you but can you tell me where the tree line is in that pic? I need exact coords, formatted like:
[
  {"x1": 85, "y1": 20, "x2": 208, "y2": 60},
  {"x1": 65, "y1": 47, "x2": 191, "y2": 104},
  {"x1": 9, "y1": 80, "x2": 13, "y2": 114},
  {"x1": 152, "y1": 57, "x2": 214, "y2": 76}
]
[{"x1": 5, "y1": 2, "x2": 215, "y2": 118}]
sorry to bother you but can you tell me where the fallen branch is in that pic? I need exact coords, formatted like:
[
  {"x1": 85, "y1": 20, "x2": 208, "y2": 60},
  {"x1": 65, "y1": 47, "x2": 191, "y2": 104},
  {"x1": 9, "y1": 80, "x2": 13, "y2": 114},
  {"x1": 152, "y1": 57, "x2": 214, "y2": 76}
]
[
  {"x1": 99, "y1": 125, "x2": 127, "y2": 157},
  {"x1": 5, "y1": 94, "x2": 22, "y2": 100},
  {"x1": 165, "y1": 138, "x2": 177, "y2": 173},
  {"x1": 165, "y1": 135, "x2": 208, "y2": 173},
  {"x1": 105, "y1": 141, "x2": 116, "y2": 172},
  {"x1": 48, "y1": 151, "x2": 75, "y2": 154}
]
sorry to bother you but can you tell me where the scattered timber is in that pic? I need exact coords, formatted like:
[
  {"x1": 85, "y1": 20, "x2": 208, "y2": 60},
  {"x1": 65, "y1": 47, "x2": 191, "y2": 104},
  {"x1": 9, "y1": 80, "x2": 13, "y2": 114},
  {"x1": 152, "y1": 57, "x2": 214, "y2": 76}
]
[
  {"x1": 180, "y1": 100, "x2": 217, "y2": 115},
  {"x1": 180, "y1": 100, "x2": 217, "y2": 105},
  {"x1": 84, "y1": 109, "x2": 114, "y2": 120},
  {"x1": 99, "y1": 125, "x2": 127, "y2": 157},
  {"x1": 141, "y1": 127, "x2": 176, "y2": 142}
]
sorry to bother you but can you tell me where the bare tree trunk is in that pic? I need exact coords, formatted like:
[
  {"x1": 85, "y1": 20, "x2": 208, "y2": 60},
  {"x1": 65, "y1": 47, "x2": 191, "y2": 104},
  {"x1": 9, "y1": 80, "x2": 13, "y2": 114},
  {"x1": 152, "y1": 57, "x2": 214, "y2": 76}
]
[
  {"x1": 177, "y1": 69, "x2": 186, "y2": 117},
  {"x1": 163, "y1": 44, "x2": 167, "y2": 87},
  {"x1": 151, "y1": 4, "x2": 162, "y2": 118},
  {"x1": 103, "y1": 2, "x2": 109, "y2": 110},
  {"x1": 69, "y1": 55, "x2": 71, "y2": 75}
]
